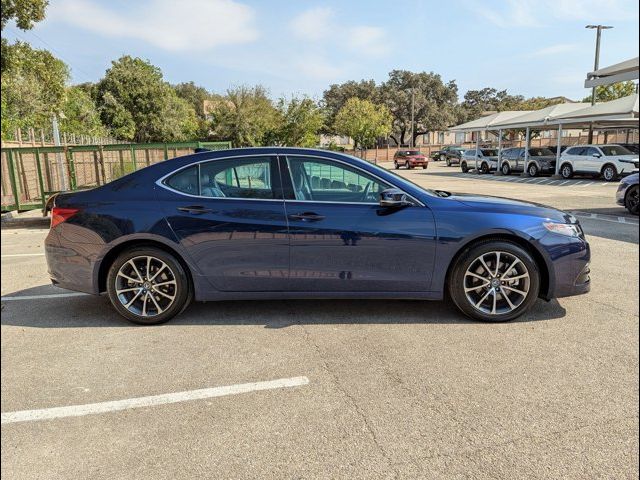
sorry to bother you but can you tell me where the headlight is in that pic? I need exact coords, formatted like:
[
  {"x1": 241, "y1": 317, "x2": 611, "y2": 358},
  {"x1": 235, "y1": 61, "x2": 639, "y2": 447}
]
[{"x1": 543, "y1": 222, "x2": 582, "y2": 237}]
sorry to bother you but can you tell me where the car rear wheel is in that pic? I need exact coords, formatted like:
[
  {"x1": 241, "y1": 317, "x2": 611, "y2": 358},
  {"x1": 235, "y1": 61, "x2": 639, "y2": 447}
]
[
  {"x1": 602, "y1": 164, "x2": 618, "y2": 182},
  {"x1": 107, "y1": 247, "x2": 191, "y2": 325},
  {"x1": 446, "y1": 157, "x2": 451, "y2": 167},
  {"x1": 480, "y1": 162, "x2": 489, "y2": 174},
  {"x1": 440, "y1": 154, "x2": 446, "y2": 162},
  {"x1": 528, "y1": 163, "x2": 539, "y2": 177},
  {"x1": 449, "y1": 241, "x2": 540, "y2": 322},
  {"x1": 461, "y1": 162, "x2": 469, "y2": 173},
  {"x1": 625, "y1": 185, "x2": 639, "y2": 215},
  {"x1": 560, "y1": 163, "x2": 573, "y2": 179},
  {"x1": 501, "y1": 163, "x2": 511, "y2": 175}
]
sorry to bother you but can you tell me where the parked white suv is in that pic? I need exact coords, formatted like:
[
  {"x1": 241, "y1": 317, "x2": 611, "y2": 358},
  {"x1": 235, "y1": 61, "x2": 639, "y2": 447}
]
[{"x1": 559, "y1": 144, "x2": 639, "y2": 181}]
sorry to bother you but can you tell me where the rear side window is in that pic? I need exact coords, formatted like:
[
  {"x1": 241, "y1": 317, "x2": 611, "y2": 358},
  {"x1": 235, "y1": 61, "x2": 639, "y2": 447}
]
[
  {"x1": 165, "y1": 165, "x2": 199, "y2": 195},
  {"x1": 163, "y1": 157, "x2": 277, "y2": 199}
]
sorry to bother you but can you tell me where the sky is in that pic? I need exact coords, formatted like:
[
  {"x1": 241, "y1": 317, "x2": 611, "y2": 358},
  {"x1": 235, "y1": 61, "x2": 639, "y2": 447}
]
[{"x1": 3, "y1": 0, "x2": 639, "y2": 102}]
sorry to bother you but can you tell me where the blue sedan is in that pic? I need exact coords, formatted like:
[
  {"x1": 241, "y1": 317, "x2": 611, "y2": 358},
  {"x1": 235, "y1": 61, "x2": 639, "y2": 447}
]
[{"x1": 45, "y1": 148, "x2": 591, "y2": 324}]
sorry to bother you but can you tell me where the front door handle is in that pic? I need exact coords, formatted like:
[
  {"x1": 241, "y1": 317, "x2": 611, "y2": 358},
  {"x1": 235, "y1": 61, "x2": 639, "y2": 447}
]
[
  {"x1": 289, "y1": 212, "x2": 325, "y2": 222},
  {"x1": 177, "y1": 205, "x2": 212, "y2": 215}
]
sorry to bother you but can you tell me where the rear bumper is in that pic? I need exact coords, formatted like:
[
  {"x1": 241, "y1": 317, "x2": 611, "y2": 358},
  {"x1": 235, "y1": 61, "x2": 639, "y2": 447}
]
[{"x1": 45, "y1": 227, "x2": 100, "y2": 294}]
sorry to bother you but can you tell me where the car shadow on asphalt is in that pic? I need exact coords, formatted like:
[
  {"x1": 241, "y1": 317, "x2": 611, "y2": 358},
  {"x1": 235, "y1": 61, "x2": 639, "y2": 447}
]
[{"x1": 1, "y1": 284, "x2": 567, "y2": 328}]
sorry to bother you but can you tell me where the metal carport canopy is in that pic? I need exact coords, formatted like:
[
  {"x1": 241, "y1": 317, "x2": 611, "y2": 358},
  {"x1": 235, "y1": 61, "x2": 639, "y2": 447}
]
[
  {"x1": 448, "y1": 110, "x2": 532, "y2": 132},
  {"x1": 543, "y1": 93, "x2": 639, "y2": 127},
  {"x1": 486, "y1": 103, "x2": 590, "y2": 130},
  {"x1": 585, "y1": 57, "x2": 639, "y2": 88}
]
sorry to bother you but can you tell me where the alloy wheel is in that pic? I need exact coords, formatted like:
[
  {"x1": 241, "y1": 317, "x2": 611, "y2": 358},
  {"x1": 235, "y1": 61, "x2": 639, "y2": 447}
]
[
  {"x1": 463, "y1": 251, "x2": 530, "y2": 315},
  {"x1": 603, "y1": 166, "x2": 616, "y2": 181},
  {"x1": 627, "y1": 186, "x2": 639, "y2": 215},
  {"x1": 115, "y1": 255, "x2": 177, "y2": 317}
]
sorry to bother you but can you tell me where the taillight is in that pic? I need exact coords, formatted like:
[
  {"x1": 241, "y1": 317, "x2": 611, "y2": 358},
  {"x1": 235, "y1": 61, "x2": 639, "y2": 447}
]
[{"x1": 51, "y1": 207, "x2": 80, "y2": 228}]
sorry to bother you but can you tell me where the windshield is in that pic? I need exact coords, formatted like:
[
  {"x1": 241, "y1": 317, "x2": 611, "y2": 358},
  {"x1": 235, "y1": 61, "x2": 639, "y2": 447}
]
[
  {"x1": 600, "y1": 145, "x2": 633, "y2": 156},
  {"x1": 402, "y1": 150, "x2": 420, "y2": 155},
  {"x1": 529, "y1": 148, "x2": 554, "y2": 156},
  {"x1": 481, "y1": 149, "x2": 498, "y2": 156}
]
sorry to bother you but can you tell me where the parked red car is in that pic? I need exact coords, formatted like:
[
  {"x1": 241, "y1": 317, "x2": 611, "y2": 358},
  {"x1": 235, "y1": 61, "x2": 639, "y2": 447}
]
[{"x1": 393, "y1": 150, "x2": 428, "y2": 169}]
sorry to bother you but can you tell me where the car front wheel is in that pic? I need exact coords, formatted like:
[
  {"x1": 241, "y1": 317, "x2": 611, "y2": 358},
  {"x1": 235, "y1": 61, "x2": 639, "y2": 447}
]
[
  {"x1": 602, "y1": 164, "x2": 618, "y2": 182},
  {"x1": 449, "y1": 241, "x2": 540, "y2": 322},
  {"x1": 501, "y1": 163, "x2": 511, "y2": 175},
  {"x1": 405, "y1": 161, "x2": 411, "y2": 169},
  {"x1": 626, "y1": 185, "x2": 639, "y2": 215},
  {"x1": 106, "y1": 247, "x2": 191, "y2": 325},
  {"x1": 394, "y1": 161, "x2": 399, "y2": 170},
  {"x1": 446, "y1": 158, "x2": 451, "y2": 167},
  {"x1": 461, "y1": 162, "x2": 469, "y2": 173}
]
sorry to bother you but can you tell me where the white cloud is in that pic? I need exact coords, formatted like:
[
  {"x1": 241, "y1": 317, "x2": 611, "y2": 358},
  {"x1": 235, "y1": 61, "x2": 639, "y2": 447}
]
[
  {"x1": 529, "y1": 43, "x2": 579, "y2": 57},
  {"x1": 347, "y1": 26, "x2": 390, "y2": 56},
  {"x1": 472, "y1": 0, "x2": 637, "y2": 28},
  {"x1": 290, "y1": 7, "x2": 333, "y2": 41},
  {"x1": 51, "y1": 0, "x2": 258, "y2": 52}
]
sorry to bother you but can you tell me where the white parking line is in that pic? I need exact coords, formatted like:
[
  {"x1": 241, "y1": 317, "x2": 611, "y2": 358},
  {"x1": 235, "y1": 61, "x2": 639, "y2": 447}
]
[
  {"x1": 1, "y1": 376, "x2": 310, "y2": 424},
  {"x1": 1, "y1": 253, "x2": 45, "y2": 258},
  {"x1": 1, "y1": 292, "x2": 89, "y2": 301}
]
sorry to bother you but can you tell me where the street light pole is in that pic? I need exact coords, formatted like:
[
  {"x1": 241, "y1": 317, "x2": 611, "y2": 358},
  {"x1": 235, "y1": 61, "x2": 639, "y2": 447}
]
[
  {"x1": 410, "y1": 88, "x2": 415, "y2": 148},
  {"x1": 586, "y1": 24, "x2": 613, "y2": 143}
]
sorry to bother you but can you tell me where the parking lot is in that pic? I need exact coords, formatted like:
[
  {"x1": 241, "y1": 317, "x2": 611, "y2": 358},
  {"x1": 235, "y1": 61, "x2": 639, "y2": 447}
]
[{"x1": 1, "y1": 160, "x2": 638, "y2": 479}]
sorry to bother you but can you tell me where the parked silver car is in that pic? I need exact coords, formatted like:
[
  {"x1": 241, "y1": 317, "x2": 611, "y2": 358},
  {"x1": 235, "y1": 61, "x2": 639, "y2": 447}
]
[
  {"x1": 499, "y1": 147, "x2": 557, "y2": 177},
  {"x1": 460, "y1": 148, "x2": 499, "y2": 174}
]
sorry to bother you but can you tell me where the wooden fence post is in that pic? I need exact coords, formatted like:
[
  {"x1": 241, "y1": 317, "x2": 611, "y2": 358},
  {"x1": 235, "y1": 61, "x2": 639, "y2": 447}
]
[
  {"x1": 7, "y1": 150, "x2": 21, "y2": 210},
  {"x1": 98, "y1": 146, "x2": 107, "y2": 183},
  {"x1": 93, "y1": 150, "x2": 102, "y2": 186},
  {"x1": 34, "y1": 149, "x2": 46, "y2": 207}
]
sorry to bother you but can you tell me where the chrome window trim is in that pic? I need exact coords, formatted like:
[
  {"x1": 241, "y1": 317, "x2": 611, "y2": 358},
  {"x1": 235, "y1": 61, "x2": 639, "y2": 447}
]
[{"x1": 155, "y1": 152, "x2": 424, "y2": 207}]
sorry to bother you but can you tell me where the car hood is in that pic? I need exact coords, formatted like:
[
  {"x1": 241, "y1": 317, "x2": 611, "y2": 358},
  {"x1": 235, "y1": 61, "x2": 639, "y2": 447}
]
[
  {"x1": 611, "y1": 155, "x2": 639, "y2": 161},
  {"x1": 447, "y1": 192, "x2": 576, "y2": 223}
]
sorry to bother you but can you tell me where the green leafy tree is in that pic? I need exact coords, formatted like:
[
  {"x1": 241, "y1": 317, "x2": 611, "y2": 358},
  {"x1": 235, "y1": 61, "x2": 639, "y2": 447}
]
[
  {"x1": 209, "y1": 85, "x2": 279, "y2": 146},
  {"x1": 322, "y1": 80, "x2": 378, "y2": 133},
  {"x1": 0, "y1": 41, "x2": 69, "y2": 138},
  {"x1": 583, "y1": 81, "x2": 636, "y2": 102},
  {"x1": 96, "y1": 56, "x2": 198, "y2": 142},
  {"x1": 380, "y1": 70, "x2": 459, "y2": 146},
  {"x1": 458, "y1": 87, "x2": 525, "y2": 123},
  {"x1": 173, "y1": 81, "x2": 213, "y2": 137},
  {"x1": 271, "y1": 97, "x2": 325, "y2": 147},
  {"x1": 60, "y1": 86, "x2": 108, "y2": 137},
  {"x1": 1, "y1": 0, "x2": 49, "y2": 73},
  {"x1": 334, "y1": 98, "x2": 392, "y2": 149}
]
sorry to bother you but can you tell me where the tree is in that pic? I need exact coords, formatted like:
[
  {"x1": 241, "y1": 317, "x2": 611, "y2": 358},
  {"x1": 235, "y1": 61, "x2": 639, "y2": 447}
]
[
  {"x1": 334, "y1": 98, "x2": 392, "y2": 149},
  {"x1": 0, "y1": 41, "x2": 69, "y2": 138},
  {"x1": 173, "y1": 81, "x2": 213, "y2": 137},
  {"x1": 459, "y1": 87, "x2": 524, "y2": 123},
  {"x1": 322, "y1": 80, "x2": 378, "y2": 133},
  {"x1": 514, "y1": 96, "x2": 566, "y2": 111},
  {"x1": 95, "y1": 56, "x2": 198, "y2": 142},
  {"x1": 1, "y1": 0, "x2": 49, "y2": 73},
  {"x1": 583, "y1": 81, "x2": 636, "y2": 102},
  {"x1": 380, "y1": 70, "x2": 459, "y2": 146},
  {"x1": 60, "y1": 86, "x2": 108, "y2": 137},
  {"x1": 271, "y1": 97, "x2": 325, "y2": 147},
  {"x1": 209, "y1": 85, "x2": 279, "y2": 147}
]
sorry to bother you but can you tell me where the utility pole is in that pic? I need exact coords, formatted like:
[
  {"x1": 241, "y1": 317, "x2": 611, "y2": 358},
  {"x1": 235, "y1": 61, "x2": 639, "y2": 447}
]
[
  {"x1": 52, "y1": 114, "x2": 68, "y2": 191},
  {"x1": 586, "y1": 24, "x2": 613, "y2": 143},
  {"x1": 410, "y1": 88, "x2": 415, "y2": 148}
]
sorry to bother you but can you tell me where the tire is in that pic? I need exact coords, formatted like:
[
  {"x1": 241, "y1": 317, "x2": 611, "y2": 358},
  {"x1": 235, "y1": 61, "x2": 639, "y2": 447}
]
[
  {"x1": 480, "y1": 162, "x2": 489, "y2": 174},
  {"x1": 440, "y1": 154, "x2": 446, "y2": 163},
  {"x1": 461, "y1": 162, "x2": 469, "y2": 173},
  {"x1": 501, "y1": 163, "x2": 511, "y2": 175},
  {"x1": 601, "y1": 164, "x2": 618, "y2": 182},
  {"x1": 405, "y1": 161, "x2": 412, "y2": 169},
  {"x1": 448, "y1": 241, "x2": 540, "y2": 322},
  {"x1": 106, "y1": 247, "x2": 191, "y2": 325},
  {"x1": 560, "y1": 163, "x2": 573, "y2": 179},
  {"x1": 528, "y1": 163, "x2": 539, "y2": 177},
  {"x1": 625, "y1": 185, "x2": 639, "y2": 215},
  {"x1": 446, "y1": 157, "x2": 451, "y2": 167},
  {"x1": 394, "y1": 161, "x2": 399, "y2": 170},
  {"x1": 422, "y1": 164, "x2": 428, "y2": 169}
]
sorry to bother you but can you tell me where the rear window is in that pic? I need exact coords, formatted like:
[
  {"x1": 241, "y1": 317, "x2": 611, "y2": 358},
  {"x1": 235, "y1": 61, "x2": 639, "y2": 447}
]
[
  {"x1": 600, "y1": 145, "x2": 633, "y2": 156},
  {"x1": 481, "y1": 149, "x2": 498, "y2": 156}
]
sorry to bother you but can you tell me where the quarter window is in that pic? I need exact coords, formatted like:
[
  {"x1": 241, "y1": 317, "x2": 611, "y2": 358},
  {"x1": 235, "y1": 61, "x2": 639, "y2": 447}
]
[
  {"x1": 165, "y1": 165, "x2": 199, "y2": 195},
  {"x1": 287, "y1": 157, "x2": 391, "y2": 203}
]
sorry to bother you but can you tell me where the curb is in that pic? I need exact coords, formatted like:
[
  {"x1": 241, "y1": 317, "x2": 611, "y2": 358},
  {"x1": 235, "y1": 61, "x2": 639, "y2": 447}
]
[{"x1": 1, "y1": 212, "x2": 50, "y2": 229}]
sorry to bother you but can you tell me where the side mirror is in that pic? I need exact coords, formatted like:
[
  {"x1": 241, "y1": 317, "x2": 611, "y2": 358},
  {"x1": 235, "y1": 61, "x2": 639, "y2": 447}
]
[
  {"x1": 379, "y1": 188, "x2": 411, "y2": 208},
  {"x1": 592, "y1": 153, "x2": 601, "y2": 158},
  {"x1": 477, "y1": 154, "x2": 482, "y2": 158}
]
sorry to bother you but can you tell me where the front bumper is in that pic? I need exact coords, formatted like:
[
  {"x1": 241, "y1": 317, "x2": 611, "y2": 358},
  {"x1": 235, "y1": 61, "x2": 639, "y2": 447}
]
[
  {"x1": 616, "y1": 182, "x2": 629, "y2": 206},
  {"x1": 542, "y1": 235, "x2": 591, "y2": 300}
]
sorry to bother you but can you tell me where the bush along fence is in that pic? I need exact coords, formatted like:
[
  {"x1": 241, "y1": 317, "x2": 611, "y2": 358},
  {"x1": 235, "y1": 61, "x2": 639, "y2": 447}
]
[{"x1": 0, "y1": 141, "x2": 231, "y2": 212}]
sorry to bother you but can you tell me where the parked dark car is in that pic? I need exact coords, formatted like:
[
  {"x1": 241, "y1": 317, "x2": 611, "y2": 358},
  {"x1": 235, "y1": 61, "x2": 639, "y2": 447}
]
[
  {"x1": 500, "y1": 147, "x2": 557, "y2": 177},
  {"x1": 619, "y1": 143, "x2": 639, "y2": 155},
  {"x1": 45, "y1": 148, "x2": 590, "y2": 325},
  {"x1": 616, "y1": 172, "x2": 639, "y2": 215},
  {"x1": 438, "y1": 146, "x2": 467, "y2": 166},
  {"x1": 393, "y1": 149, "x2": 428, "y2": 169}
]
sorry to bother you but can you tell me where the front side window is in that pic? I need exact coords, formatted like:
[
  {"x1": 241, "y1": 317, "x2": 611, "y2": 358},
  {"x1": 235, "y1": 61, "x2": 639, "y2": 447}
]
[
  {"x1": 600, "y1": 145, "x2": 633, "y2": 156},
  {"x1": 287, "y1": 156, "x2": 391, "y2": 203}
]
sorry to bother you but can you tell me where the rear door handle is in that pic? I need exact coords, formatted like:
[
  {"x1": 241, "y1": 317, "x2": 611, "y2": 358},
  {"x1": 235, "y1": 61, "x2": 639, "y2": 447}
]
[
  {"x1": 289, "y1": 212, "x2": 325, "y2": 222},
  {"x1": 177, "y1": 205, "x2": 212, "y2": 214}
]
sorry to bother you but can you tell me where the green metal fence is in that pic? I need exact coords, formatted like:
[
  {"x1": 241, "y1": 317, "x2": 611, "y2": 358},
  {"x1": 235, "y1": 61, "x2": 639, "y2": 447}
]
[{"x1": 0, "y1": 141, "x2": 231, "y2": 212}]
